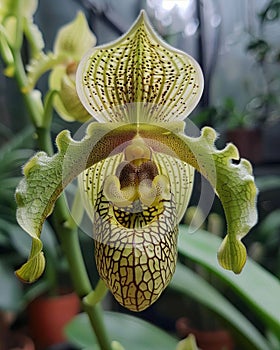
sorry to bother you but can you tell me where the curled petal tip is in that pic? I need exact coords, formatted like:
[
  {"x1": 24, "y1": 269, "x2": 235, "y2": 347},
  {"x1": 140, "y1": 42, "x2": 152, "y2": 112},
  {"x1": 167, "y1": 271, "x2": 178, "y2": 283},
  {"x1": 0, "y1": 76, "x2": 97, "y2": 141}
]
[
  {"x1": 15, "y1": 251, "x2": 45, "y2": 283},
  {"x1": 201, "y1": 126, "x2": 217, "y2": 143},
  {"x1": 217, "y1": 235, "x2": 247, "y2": 274}
]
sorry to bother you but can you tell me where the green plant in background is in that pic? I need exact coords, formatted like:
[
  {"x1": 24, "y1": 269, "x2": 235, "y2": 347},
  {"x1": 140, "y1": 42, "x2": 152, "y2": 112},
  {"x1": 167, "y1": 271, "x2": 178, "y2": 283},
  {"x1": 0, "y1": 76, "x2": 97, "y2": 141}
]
[
  {"x1": 194, "y1": 97, "x2": 254, "y2": 132},
  {"x1": 247, "y1": 176, "x2": 280, "y2": 279},
  {"x1": 194, "y1": 0, "x2": 280, "y2": 134},
  {"x1": 0, "y1": 127, "x2": 34, "y2": 314},
  {"x1": 1, "y1": 1, "x2": 279, "y2": 349},
  {"x1": 246, "y1": 0, "x2": 280, "y2": 125}
]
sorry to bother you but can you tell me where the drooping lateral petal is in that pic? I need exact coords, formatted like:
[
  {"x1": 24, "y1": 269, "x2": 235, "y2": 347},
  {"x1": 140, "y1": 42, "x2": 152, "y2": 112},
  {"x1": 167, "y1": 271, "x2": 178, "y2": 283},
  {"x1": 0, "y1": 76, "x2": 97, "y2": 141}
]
[
  {"x1": 134, "y1": 124, "x2": 258, "y2": 274},
  {"x1": 76, "y1": 11, "x2": 203, "y2": 123},
  {"x1": 15, "y1": 238, "x2": 44, "y2": 283},
  {"x1": 15, "y1": 122, "x2": 139, "y2": 282}
]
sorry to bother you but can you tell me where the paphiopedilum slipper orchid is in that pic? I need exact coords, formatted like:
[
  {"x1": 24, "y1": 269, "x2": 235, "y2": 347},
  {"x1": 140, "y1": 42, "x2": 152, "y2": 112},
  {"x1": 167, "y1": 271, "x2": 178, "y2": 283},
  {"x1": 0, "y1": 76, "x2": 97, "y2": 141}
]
[
  {"x1": 25, "y1": 11, "x2": 96, "y2": 122},
  {"x1": 15, "y1": 11, "x2": 257, "y2": 312}
]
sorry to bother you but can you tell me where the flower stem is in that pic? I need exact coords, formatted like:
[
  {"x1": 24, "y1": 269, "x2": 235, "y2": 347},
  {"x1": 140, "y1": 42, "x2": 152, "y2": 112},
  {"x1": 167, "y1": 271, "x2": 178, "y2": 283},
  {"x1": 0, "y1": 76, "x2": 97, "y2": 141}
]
[
  {"x1": 24, "y1": 89, "x2": 112, "y2": 350},
  {"x1": 9, "y1": 9, "x2": 112, "y2": 348},
  {"x1": 53, "y1": 197, "x2": 112, "y2": 350}
]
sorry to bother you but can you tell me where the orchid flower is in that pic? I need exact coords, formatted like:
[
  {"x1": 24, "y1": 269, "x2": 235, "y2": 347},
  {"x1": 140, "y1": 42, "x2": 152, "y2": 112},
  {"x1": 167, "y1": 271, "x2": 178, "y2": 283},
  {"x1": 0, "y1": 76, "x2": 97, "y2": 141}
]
[
  {"x1": 0, "y1": 0, "x2": 42, "y2": 76},
  {"x1": 26, "y1": 10, "x2": 96, "y2": 122},
  {"x1": 15, "y1": 11, "x2": 257, "y2": 312}
]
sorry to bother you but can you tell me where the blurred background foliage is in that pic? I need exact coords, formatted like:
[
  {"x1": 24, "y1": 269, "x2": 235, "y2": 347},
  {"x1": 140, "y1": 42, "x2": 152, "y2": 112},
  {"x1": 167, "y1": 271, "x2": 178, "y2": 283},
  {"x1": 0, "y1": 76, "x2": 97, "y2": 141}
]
[{"x1": 0, "y1": 1, "x2": 280, "y2": 349}]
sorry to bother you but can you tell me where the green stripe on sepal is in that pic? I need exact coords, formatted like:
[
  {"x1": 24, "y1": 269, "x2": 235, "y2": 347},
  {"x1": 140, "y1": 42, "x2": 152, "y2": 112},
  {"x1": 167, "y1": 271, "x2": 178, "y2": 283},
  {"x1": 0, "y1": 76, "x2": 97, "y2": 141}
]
[
  {"x1": 77, "y1": 11, "x2": 203, "y2": 123},
  {"x1": 217, "y1": 235, "x2": 247, "y2": 274}
]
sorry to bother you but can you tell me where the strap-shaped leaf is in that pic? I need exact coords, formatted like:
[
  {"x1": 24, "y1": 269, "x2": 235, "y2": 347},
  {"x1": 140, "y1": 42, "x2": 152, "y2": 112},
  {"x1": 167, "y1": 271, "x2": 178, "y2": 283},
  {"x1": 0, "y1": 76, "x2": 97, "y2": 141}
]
[{"x1": 76, "y1": 11, "x2": 203, "y2": 123}]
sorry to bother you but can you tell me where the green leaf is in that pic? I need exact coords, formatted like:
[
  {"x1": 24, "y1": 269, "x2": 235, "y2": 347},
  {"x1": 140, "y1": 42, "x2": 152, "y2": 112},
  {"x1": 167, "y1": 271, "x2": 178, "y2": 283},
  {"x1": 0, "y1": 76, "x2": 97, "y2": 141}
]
[
  {"x1": 177, "y1": 226, "x2": 280, "y2": 337},
  {"x1": 0, "y1": 259, "x2": 23, "y2": 311},
  {"x1": 65, "y1": 311, "x2": 178, "y2": 350},
  {"x1": 171, "y1": 263, "x2": 271, "y2": 350}
]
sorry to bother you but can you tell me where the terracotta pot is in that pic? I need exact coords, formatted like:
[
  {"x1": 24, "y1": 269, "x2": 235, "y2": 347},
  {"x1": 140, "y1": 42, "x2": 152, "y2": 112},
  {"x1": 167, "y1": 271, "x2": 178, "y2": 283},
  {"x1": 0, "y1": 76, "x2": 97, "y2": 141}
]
[
  {"x1": 0, "y1": 311, "x2": 35, "y2": 350},
  {"x1": 6, "y1": 333, "x2": 35, "y2": 350},
  {"x1": 27, "y1": 292, "x2": 80, "y2": 349},
  {"x1": 176, "y1": 317, "x2": 234, "y2": 350}
]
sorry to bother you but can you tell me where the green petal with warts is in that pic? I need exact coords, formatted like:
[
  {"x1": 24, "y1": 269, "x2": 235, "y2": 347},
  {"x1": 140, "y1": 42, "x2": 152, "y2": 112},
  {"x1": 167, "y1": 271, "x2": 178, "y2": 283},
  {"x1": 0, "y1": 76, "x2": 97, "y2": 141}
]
[
  {"x1": 217, "y1": 235, "x2": 247, "y2": 274},
  {"x1": 76, "y1": 11, "x2": 203, "y2": 123},
  {"x1": 23, "y1": 18, "x2": 44, "y2": 59},
  {"x1": 135, "y1": 124, "x2": 258, "y2": 274},
  {"x1": 15, "y1": 123, "x2": 138, "y2": 282}
]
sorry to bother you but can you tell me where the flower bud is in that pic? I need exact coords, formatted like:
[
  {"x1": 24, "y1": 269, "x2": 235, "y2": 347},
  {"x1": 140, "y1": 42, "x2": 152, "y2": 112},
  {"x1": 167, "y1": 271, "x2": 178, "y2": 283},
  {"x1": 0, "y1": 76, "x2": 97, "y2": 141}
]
[{"x1": 50, "y1": 63, "x2": 91, "y2": 122}]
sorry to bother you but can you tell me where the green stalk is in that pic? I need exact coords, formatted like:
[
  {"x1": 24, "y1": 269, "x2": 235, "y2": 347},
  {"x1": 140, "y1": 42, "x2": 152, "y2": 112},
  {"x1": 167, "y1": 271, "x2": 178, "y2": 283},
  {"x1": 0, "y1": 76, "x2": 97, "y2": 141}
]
[
  {"x1": 52, "y1": 197, "x2": 112, "y2": 350},
  {"x1": 8, "y1": 3, "x2": 112, "y2": 348},
  {"x1": 83, "y1": 302, "x2": 112, "y2": 350},
  {"x1": 17, "y1": 70, "x2": 112, "y2": 350},
  {"x1": 52, "y1": 196, "x2": 92, "y2": 297},
  {"x1": 21, "y1": 72, "x2": 112, "y2": 350},
  {"x1": 13, "y1": 50, "x2": 43, "y2": 127}
]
